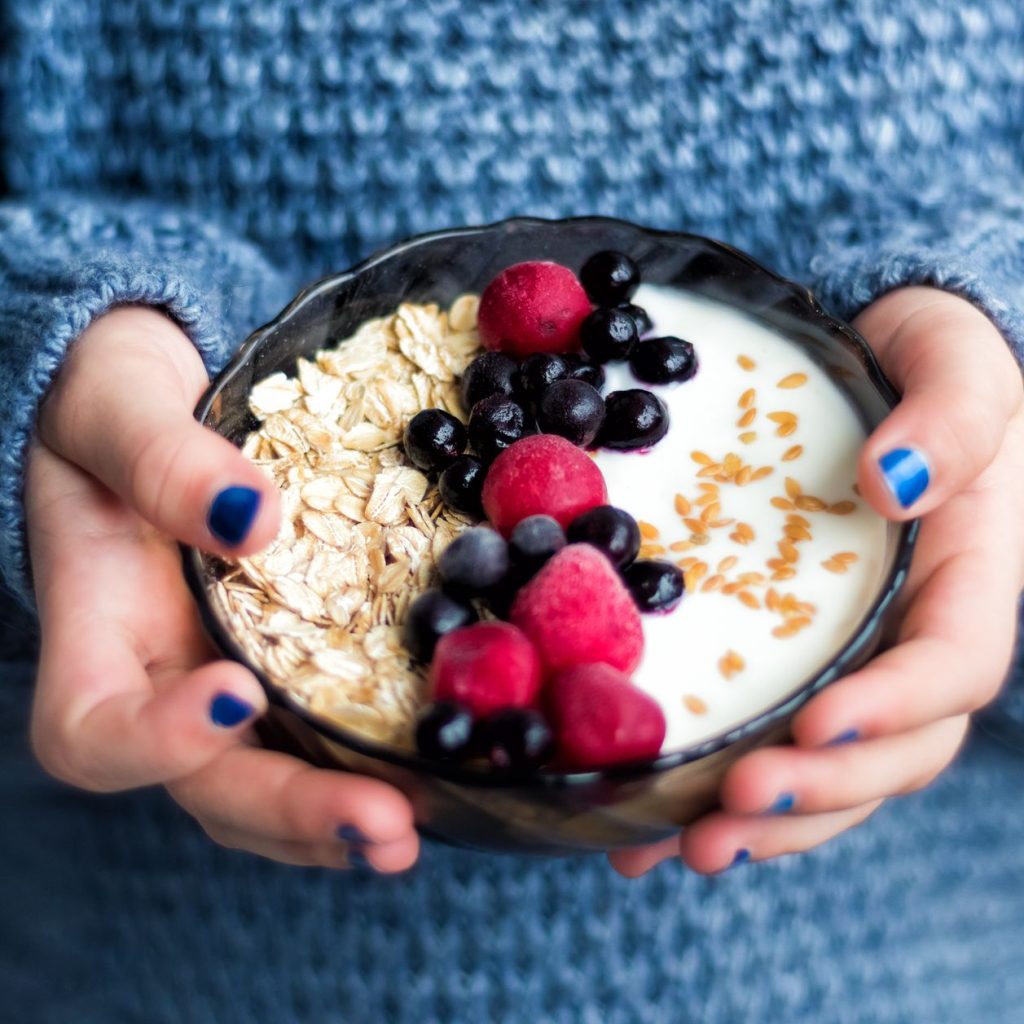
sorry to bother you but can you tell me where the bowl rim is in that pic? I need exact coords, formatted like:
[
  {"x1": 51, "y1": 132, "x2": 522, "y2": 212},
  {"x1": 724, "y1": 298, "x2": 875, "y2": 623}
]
[{"x1": 183, "y1": 214, "x2": 919, "y2": 790}]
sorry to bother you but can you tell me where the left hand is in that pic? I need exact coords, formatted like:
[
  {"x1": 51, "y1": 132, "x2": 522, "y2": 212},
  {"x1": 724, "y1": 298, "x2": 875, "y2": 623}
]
[{"x1": 611, "y1": 287, "x2": 1024, "y2": 877}]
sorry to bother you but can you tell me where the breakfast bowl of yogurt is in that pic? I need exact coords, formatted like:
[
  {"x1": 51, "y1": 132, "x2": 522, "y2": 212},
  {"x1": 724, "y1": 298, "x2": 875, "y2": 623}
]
[{"x1": 183, "y1": 217, "x2": 918, "y2": 855}]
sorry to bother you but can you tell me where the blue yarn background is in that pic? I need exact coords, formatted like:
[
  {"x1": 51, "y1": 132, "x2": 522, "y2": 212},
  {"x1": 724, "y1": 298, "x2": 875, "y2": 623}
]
[{"x1": 1, "y1": 2, "x2": 1023, "y2": 1021}]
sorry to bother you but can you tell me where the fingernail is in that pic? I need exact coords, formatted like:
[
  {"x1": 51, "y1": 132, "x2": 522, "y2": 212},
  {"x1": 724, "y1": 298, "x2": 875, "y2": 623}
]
[
  {"x1": 767, "y1": 792, "x2": 796, "y2": 814},
  {"x1": 337, "y1": 824, "x2": 375, "y2": 845},
  {"x1": 209, "y1": 692, "x2": 254, "y2": 728},
  {"x1": 827, "y1": 728, "x2": 860, "y2": 746},
  {"x1": 208, "y1": 486, "x2": 261, "y2": 546},
  {"x1": 346, "y1": 847, "x2": 377, "y2": 873},
  {"x1": 729, "y1": 848, "x2": 751, "y2": 869},
  {"x1": 878, "y1": 447, "x2": 930, "y2": 508}
]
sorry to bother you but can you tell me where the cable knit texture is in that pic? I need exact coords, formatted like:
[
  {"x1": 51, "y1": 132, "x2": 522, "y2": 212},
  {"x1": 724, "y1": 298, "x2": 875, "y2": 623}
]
[{"x1": 1, "y1": 2, "x2": 1023, "y2": 1021}]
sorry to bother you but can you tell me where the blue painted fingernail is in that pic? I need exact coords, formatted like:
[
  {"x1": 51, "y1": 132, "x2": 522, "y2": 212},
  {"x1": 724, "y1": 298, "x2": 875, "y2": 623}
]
[
  {"x1": 208, "y1": 486, "x2": 261, "y2": 546},
  {"x1": 768, "y1": 792, "x2": 796, "y2": 814},
  {"x1": 729, "y1": 848, "x2": 751, "y2": 868},
  {"x1": 346, "y1": 847, "x2": 376, "y2": 872},
  {"x1": 827, "y1": 728, "x2": 860, "y2": 746},
  {"x1": 209, "y1": 692, "x2": 254, "y2": 728},
  {"x1": 878, "y1": 448, "x2": 930, "y2": 508},
  {"x1": 337, "y1": 824, "x2": 373, "y2": 845}
]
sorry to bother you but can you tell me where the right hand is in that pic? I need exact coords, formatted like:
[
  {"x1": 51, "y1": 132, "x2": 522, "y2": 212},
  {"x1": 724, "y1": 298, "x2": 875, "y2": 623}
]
[{"x1": 26, "y1": 305, "x2": 419, "y2": 872}]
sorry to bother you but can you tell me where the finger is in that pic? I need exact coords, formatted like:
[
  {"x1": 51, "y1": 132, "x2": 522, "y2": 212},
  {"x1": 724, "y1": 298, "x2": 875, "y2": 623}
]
[
  {"x1": 31, "y1": 641, "x2": 267, "y2": 792},
  {"x1": 720, "y1": 716, "x2": 968, "y2": 816},
  {"x1": 38, "y1": 306, "x2": 279, "y2": 555},
  {"x1": 167, "y1": 744, "x2": 417, "y2": 850},
  {"x1": 791, "y1": 537, "x2": 1019, "y2": 746},
  {"x1": 678, "y1": 800, "x2": 884, "y2": 874},
  {"x1": 852, "y1": 288, "x2": 1023, "y2": 518},
  {"x1": 199, "y1": 825, "x2": 420, "y2": 874}
]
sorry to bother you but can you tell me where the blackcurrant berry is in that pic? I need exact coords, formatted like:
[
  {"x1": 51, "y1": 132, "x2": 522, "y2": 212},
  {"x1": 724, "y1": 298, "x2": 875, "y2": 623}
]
[
  {"x1": 468, "y1": 394, "x2": 527, "y2": 461},
  {"x1": 580, "y1": 250, "x2": 641, "y2": 306},
  {"x1": 508, "y1": 514, "x2": 567, "y2": 579},
  {"x1": 403, "y1": 408, "x2": 466, "y2": 472},
  {"x1": 619, "y1": 302, "x2": 653, "y2": 336},
  {"x1": 461, "y1": 351, "x2": 520, "y2": 410},
  {"x1": 515, "y1": 353, "x2": 569, "y2": 406},
  {"x1": 438, "y1": 455, "x2": 486, "y2": 518},
  {"x1": 563, "y1": 354, "x2": 606, "y2": 391},
  {"x1": 415, "y1": 700, "x2": 476, "y2": 761},
  {"x1": 536, "y1": 379, "x2": 605, "y2": 448},
  {"x1": 598, "y1": 389, "x2": 669, "y2": 450},
  {"x1": 437, "y1": 527, "x2": 510, "y2": 598},
  {"x1": 629, "y1": 336, "x2": 698, "y2": 384},
  {"x1": 475, "y1": 707, "x2": 554, "y2": 773},
  {"x1": 622, "y1": 560, "x2": 685, "y2": 613},
  {"x1": 567, "y1": 505, "x2": 641, "y2": 569},
  {"x1": 580, "y1": 307, "x2": 638, "y2": 364},
  {"x1": 404, "y1": 589, "x2": 478, "y2": 662}
]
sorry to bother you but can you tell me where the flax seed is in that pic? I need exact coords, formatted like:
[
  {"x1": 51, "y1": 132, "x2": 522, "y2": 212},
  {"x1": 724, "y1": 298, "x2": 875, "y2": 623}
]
[
  {"x1": 771, "y1": 497, "x2": 795, "y2": 511},
  {"x1": 701, "y1": 501, "x2": 721, "y2": 523},
  {"x1": 751, "y1": 466, "x2": 774, "y2": 481},
  {"x1": 777, "y1": 421, "x2": 798, "y2": 437},
  {"x1": 795, "y1": 495, "x2": 826, "y2": 512},
  {"x1": 702, "y1": 574, "x2": 725, "y2": 592},
  {"x1": 674, "y1": 494, "x2": 692, "y2": 516},
  {"x1": 770, "y1": 567, "x2": 797, "y2": 581},
  {"x1": 736, "y1": 465, "x2": 754, "y2": 486},
  {"x1": 670, "y1": 540, "x2": 693, "y2": 552},
  {"x1": 684, "y1": 517, "x2": 708, "y2": 535},
  {"x1": 718, "y1": 555, "x2": 738, "y2": 572},
  {"x1": 738, "y1": 408, "x2": 757, "y2": 428},
  {"x1": 784, "y1": 477, "x2": 802, "y2": 499},
  {"x1": 782, "y1": 444, "x2": 803, "y2": 461},
  {"x1": 786, "y1": 513, "x2": 811, "y2": 529},
  {"x1": 779, "y1": 539, "x2": 799, "y2": 563},
  {"x1": 683, "y1": 695, "x2": 708, "y2": 715},
  {"x1": 737, "y1": 355, "x2": 756, "y2": 371},
  {"x1": 739, "y1": 388, "x2": 756, "y2": 410},
  {"x1": 691, "y1": 451, "x2": 713, "y2": 466},
  {"x1": 638, "y1": 521, "x2": 660, "y2": 540},
  {"x1": 737, "y1": 590, "x2": 761, "y2": 610},
  {"x1": 739, "y1": 431, "x2": 757, "y2": 444},
  {"x1": 784, "y1": 523, "x2": 813, "y2": 542},
  {"x1": 778, "y1": 372, "x2": 808, "y2": 389}
]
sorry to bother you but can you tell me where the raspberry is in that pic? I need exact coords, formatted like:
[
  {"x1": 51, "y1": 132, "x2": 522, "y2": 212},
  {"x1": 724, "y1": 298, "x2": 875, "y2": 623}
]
[
  {"x1": 546, "y1": 663, "x2": 665, "y2": 769},
  {"x1": 481, "y1": 434, "x2": 608, "y2": 537},
  {"x1": 430, "y1": 621, "x2": 542, "y2": 718},
  {"x1": 478, "y1": 261, "x2": 592, "y2": 359},
  {"x1": 509, "y1": 544, "x2": 643, "y2": 674}
]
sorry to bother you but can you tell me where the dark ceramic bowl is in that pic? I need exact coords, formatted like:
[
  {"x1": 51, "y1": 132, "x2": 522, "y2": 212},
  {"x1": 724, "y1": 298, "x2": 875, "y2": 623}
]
[{"x1": 183, "y1": 216, "x2": 918, "y2": 856}]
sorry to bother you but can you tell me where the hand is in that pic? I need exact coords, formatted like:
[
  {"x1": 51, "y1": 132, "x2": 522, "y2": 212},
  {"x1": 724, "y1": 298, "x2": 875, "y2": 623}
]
[
  {"x1": 611, "y1": 287, "x2": 1024, "y2": 877},
  {"x1": 27, "y1": 306, "x2": 419, "y2": 872}
]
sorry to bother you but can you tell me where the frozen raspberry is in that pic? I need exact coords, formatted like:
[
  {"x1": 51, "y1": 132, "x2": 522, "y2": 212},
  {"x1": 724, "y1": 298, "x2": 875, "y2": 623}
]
[
  {"x1": 509, "y1": 544, "x2": 643, "y2": 674},
  {"x1": 430, "y1": 621, "x2": 542, "y2": 718},
  {"x1": 546, "y1": 663, "x2": 666, "y2": 769},
  {"x1": 478, "y1": 261, "x2": 592, "y2": 359},
  {"x1": 481, "y1": 434, "x2": 608, "y2": 537}
]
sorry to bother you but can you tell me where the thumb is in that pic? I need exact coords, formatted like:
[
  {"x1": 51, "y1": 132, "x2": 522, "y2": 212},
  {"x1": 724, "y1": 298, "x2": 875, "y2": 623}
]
[
  {"x1": 853, "y1": 288, "x2": 1023, "y2": 519},
  {"x1": 39, "y1": 306, "x2": 280, "y2": 554}
]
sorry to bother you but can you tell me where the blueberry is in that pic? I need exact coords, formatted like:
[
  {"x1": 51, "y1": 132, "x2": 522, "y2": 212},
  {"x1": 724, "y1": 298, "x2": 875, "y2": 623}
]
[
  {"x1": 403, "y1": 408, "x2": 467, "y2": 472},
  {"x1": 404, "y1": 589, "x2": 478, "y2": 662},
  {"x1": 567, "y1": 505, "x2": 641, "y2": 569},
  {"x1": 563, "y1": 354, "x2": 606, "y2": 392},
  {"x1": 438, "y1": 455, "x2": 486, "y2": 518},
  {"x1": 622, "y1": 560, "x2": 685, "y2": 613},
  {"x1": 536, "y1": 378, "x2": 605, "y2": 448},
  {"x1": 475, "y1": 707, "x2": 554, "y2": 774},
  {"x1": 580, "y1": 250, "x2": 641, "y2": 306},
  {"x1": 599, "y1": 389, "x2": 670, "y2": 450},
  {"x1": 461, "y1": 352, "x2": 520, "y2": 410},
  {"x1": 516, "y1": 353, "x2": 569, "y2": 406},
  {"x1": 509, "y1": 515, "x2": 567, "y2": 579},
  {"x1": 437, "y1": 527, "x2": 510, "y2": 598},
  {"x1": 415, "y1": 700, "x2": 476, "y2": 761},
  {"x1": 580, "y1": 307, "x2": 638, "y2": 364},
  {"x1": 468, "y1": 394, "x2": 527, "y2": 461},
  {"x1": 619, "y1": 302, "x2": 653, "y2": 336},
  {"x1": 629, "y1": 336, "x2": 698, "y2": 384}
]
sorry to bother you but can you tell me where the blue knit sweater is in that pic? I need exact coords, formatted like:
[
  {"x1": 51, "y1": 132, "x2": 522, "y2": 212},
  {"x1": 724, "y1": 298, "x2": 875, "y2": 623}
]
[{"x1": 2, "y1": 3, "x2": 1024, "y2": 1022}]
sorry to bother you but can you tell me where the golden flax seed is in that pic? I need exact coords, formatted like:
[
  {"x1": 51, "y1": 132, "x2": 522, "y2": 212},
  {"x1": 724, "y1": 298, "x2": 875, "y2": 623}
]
[
  {"x1": 718, "y1": 555, "x2": 739, "y2": 572},
  {"x1": 674, "y1": 494, "x2": 692, "y2": 516},
  {"x1": 782, "y1": 444, "x2": 803, "y2": 461},
  {"x1": 737, "y1": 355, "x2": 756, "y2": 371},
  {"x1": 821, "y1": 558, "x2": 847, "y2": 574},
  {"x1": 784, "y1": 524, "x2": 813, "y2": 542},
  {"x1": 683, "y1": 695, "x2": 708, "y2": 715},
  {"x1": 691, "y1": 451, "x2": 713, "y2": 465},
  {"x1": 639, "y1": 544, "x2": 667, "y2": 558},
  {"x1": 739, "y1": 431, "x2": 757, "y2": 444},
  {"x1": 751, "y1": 466, "x2": 774, "y2": 481},
  {"x1": 795, "y1": 495, "x2": 827, "y2": 512},
  {"x1": 669, "y1": 540, "x2": 693, "y2": 552},
  {"x1": 771, "y1": 497, "x2": 795, "y2": 511},
  {"x1": 785, "y1": 476, "x2": 802, "y2": 499},
  {"x1": 684, "y1": 518, "x2": 708, "y2": 535},
  {"x1": 736, "y1": 465, "x2": 754, "y2": 486},
  {"x1": 738, "y1": 408, "x2": 757, "y2": 428},
  {"x1": 768, "y1": 411, "x2": 797, "y2": 425},
  {"x1": 771, "y1": 567, "x2": 797, "y2": 581},
  {"x1": 702, "y1": 574, "x2": 725, "y2": 592},
  {"x1": 777, "y1": 421, "x2": 798, "y2": 437},
  {"x1": 701, "y1": 502, "x2": 722, "y2": 523},
  {"x1": 778, "y1": 372, "x2": 808, "y2": 389},
  {"x1": 739, "y1": 388, "x2": 756, "y2": 409},
  {"x1": 696, "y1": 491, "x2": 718, "y2": 507},
  {"x1": 786, "y1": 513, "x2": 811, "y2": 529},
  {"x1": 828, "y1": 500, "x2": 857, "y2": 515},
  {"x1": 779, "y1": 539, "x2": 800, "y2": 563},
  {"x1": 738, "y1": 590, "x2": 761, "y2": 610},
  {"x1": 738, "y1": 572, "x2": 766, "y2": 585},
  {"x1": 638, "y1": 521, "x2": 660, "y2": 540}
]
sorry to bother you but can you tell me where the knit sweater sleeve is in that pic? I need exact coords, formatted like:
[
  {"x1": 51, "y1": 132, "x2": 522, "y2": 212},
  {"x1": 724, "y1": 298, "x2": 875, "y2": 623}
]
[
  {"x1": 806, "y1": 193, "x2": 1024, "y2": 743},
  {"x1": 0, "y1": 193, "x2": 293, "y2": 610},
  {"x1": 807, "y1": 194, "x2": 1024, "y2": 362}
]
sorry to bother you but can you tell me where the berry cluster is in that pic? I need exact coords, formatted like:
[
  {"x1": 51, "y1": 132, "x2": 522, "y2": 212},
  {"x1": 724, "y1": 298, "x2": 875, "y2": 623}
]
[{"x1": 400, "y1": 252, "x2": 697, "y2": 773}]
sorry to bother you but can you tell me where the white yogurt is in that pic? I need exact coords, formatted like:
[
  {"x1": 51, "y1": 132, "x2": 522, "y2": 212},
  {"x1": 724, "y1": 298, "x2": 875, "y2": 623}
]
[{"x1": 594, "y1": 285, "x2": 890, "y2": 751}]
